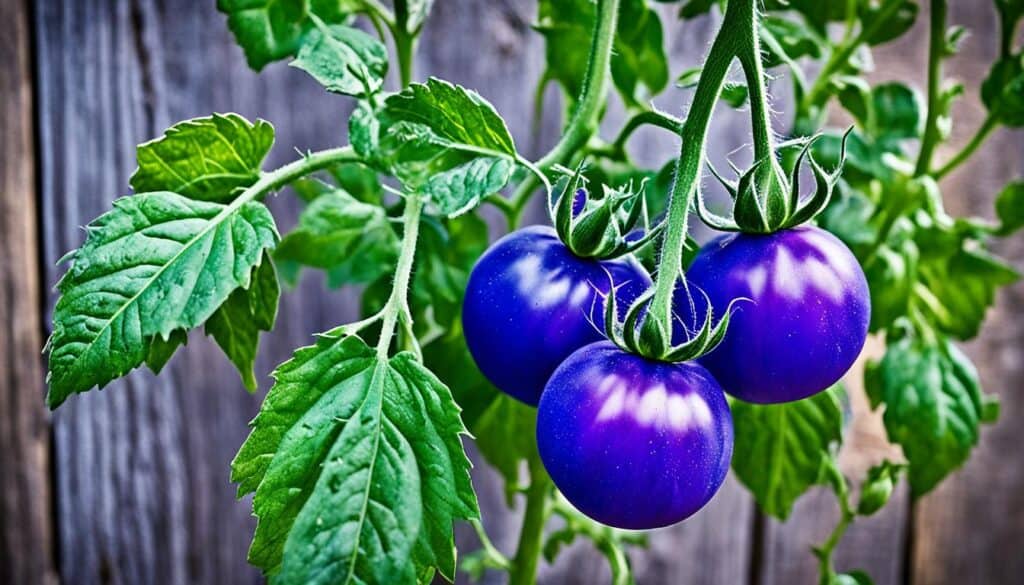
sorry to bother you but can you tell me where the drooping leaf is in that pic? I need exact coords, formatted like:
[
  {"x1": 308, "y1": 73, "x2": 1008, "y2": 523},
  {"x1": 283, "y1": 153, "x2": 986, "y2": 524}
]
[
  {"x1": 130, "y1": 113, "x2": 275, "y2": 203},
  {"x1": 275, "y1": 187, "x2": 398, "y2": 287},
  {"x1": 611, "y1": 0, "x2": 670, "y2": 106},
  {"x1": 353, "y1": 78, "x2": 519, "y2": 216},
  {"x1": 205, "y1": 254, "x2": 280, "y2": 390},
  {"x1": 871, "y1": 82, "x2": 925, "y2": 145},
  {"x1": 47, "y1": 192, "x2": 279, "y2": 407},
  {"x1": 216, "y1": 0, "x2": 362, "y2": 70},
  {"x1": 982, "y1": 55, "x2": 1024, "y2": 127},
  {"x1": 731, "y1": 387, "x2": 844, "y2": 519},
  {"x1": 866, "y1": 328, "x2": 996, "y2": 496},
  {"x1": 232, "y1": 334, "x2": 478, "y2": 584},
  {"x1": 859, "y1": 0, "x2": 919, "y2": 46},
  {"x1": 291, "y1": 22, "x2": 388, "y2": 95}
]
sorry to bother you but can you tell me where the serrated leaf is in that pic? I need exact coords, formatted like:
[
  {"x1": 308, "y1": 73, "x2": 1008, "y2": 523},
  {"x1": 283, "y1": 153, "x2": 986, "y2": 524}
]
[
  {"x1": 47, "y1": 192, "x2": 279, "y2": 407},
  {"x1": 355, "y1": 78, "x2": 519, "y2": 216},
  {"x1": 275, "y1": 187, "x2": 398, "y2": 287},
  {"x1": 217, "y1": 0, "x2": 362, "y2": 70},
  {"x1": 231, "y1": 334, "x2": 478, "y2": 584},
  {"x1": 205, "y1": 254, "x2": 280, "y2": 390},
  {"x1": 866, "y1": 331, "x2": 992, "y2": 496},
  {"x1": 291, "y1": 22, "x2": 388, "y2": 95},
  {"x1": 731, "y1": 388, "x2": 844, "y2": 519},
  {"x1": 996, "y1": 180, "x2": 1024, "y2": 234},
  {"x1": 130, "y1": 114, "x2": 274, "y2": 203}
]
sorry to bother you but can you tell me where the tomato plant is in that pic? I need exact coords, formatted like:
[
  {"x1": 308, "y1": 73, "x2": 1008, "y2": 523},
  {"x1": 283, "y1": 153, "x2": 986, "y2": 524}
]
[{"x1": 43, "y1": 0, "x2": 1023, "y2": 584}]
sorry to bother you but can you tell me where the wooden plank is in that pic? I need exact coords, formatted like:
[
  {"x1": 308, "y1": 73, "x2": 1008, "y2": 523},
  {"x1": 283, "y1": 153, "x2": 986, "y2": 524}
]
[
  {"x1": 0, "y1": 1, "x2": 58, "y2": 583},
  {"x1": 910, "y1": 1, "x2": 1024, "y2": 583}
]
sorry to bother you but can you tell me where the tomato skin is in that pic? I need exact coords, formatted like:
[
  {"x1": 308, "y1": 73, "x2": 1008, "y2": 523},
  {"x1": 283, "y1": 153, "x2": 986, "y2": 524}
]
[
  {"x1": 463, "y1": 226, "x2": 651, "y2": 406},
  {"x1": 537, "y1": 341, "x2": 733, "y2": 529},
  {"x1": 677, "y1": 225, "x2": 870, "y2": 404}
]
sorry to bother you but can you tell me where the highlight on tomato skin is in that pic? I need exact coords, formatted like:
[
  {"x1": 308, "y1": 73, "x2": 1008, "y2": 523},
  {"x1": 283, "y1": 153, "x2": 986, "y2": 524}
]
[
  {"x1": 536, "y1": 340, "x2": 734, "y2": 530},
  {"x1": 675, "y1": 225, "x2": 871, "y2": 404},
  {"x1": 462, "y1": 226, "x2": 651, "y2": 406}
]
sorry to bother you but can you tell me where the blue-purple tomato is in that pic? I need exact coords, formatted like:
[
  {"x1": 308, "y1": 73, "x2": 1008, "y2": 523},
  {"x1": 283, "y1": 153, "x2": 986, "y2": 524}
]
[
  {"x1": 537, "y1": 341, "x2": 733, "y2": 529},
  {"x1": 463, "y1": 226, "x2": 651, "y2": 406},
  {"x1": 676, "y1": 225, "x2": 870, "y2": 404}
]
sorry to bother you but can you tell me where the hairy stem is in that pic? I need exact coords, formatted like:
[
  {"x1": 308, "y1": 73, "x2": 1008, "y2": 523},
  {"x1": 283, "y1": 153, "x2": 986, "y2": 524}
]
[
  {"x1": 508, "y1": 460, "x2": 553, "y2": 585},
  {"x1": 604, "y1": 109, "x2": 685, "y2": 159},
  {"x1": 933, "y1": 114, "x2": 998, "y2": 180},
  {"x1": 646, "y1": 0, "x2": 748, "y2": 338},
  {"x1": 375, "y1": 195, "x2": 423, "y2": 360},
  {"x1": 915, "y1": 0, "x2": 948, "y2": 176},
  {"x1": 508, "y1": 0, "x2": 621, "y2": 224}
]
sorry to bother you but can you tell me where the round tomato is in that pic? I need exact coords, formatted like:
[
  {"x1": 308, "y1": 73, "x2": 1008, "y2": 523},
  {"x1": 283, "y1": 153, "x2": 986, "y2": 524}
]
[
  {"x1": 677, "y1": 225, "x2": 870, "y2": 404},
  {"x1": 537, "y1": 341, "x2": 733, "y2": 529},
  {"x1": 463, "y1": 226, "x2": 651, "y2": 406}
]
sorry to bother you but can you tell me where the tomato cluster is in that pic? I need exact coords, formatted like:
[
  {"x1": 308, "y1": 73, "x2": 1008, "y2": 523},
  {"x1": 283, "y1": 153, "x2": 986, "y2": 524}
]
[{"x1": 463, "y1": 222, "x2": 869, "y2": 529}]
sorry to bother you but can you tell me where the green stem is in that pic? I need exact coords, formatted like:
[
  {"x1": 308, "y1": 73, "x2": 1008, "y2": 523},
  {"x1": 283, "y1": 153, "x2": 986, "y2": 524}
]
[
  {"x1": 392, "y1": 0, "x2": 415, "y2": 87},
  {"x1": 508, "y1": 460, "x2": 552, "y2": 585},
  {"x1": 735, "y1": 6, "x2": 774, "y2": 161},
  {"x1": 815, "y1": 461, "x2": 855, "y2": 584},
  {"x1": 258, "y1": 146, "x2": 359, "y2": 196},
  {"x1": 647, "y1": 0, "x2": 749, "y2": 337},
  {"x1": 604, "y1": 109, "x2": 685, "y2": 159},
  {"x1": 508, "y1": 0, "x2": 621, "y2": 223},
  {"x1": 915, "y1": 0, "x2": 948, "y2": 176},
  {"x1": 375, "y1": 195, "x2": 422, "y2": 359},
  {"x1": 933, "y1": 114, "x2": 998, "y2": 179},
  {"x1": 469, "y1": 518, "x2": 512, "y2": 571}
]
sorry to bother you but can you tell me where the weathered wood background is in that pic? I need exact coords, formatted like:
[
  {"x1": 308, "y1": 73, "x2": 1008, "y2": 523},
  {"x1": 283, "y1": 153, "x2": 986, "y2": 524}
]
[{"x1": 1, "y1": 1, "x2": 1021, "y2": 584}]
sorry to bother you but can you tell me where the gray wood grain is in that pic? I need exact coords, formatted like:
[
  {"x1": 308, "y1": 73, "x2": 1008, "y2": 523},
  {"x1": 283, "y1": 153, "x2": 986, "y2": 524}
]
[{"x1": 0, "y1": 1, "x2": 58, "y2": 583}]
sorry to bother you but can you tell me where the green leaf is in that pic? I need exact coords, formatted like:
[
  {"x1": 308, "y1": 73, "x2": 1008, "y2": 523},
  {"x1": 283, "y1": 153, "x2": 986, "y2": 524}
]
[
  {"x1": 720, "y1": 83, "x2": 750, "y2": 108},
  {"x1": 130, "y1": 113, "x2": 275, "y2": 203},
  {"x1": 291, "y1": 22, "x2": 388, "y2": 95},
  {"x1": 217, "y1": 0, "x2": 365, "y2": 70},
  {"x1": 871, "y1": 82, "x2": 925, "y2": 144},
  {"x1": 677, "y1": 0, "x2": 717, "y2": 19},
  {"x1": 761, "y1": 15, "x2": 825, "y2": 66},
  {"x1": 47, "y1": 191, "x2": 279, "y2": 407},
  {"x1": 353, "y1": 78, "x2": 519, "y2": 216},
  {"x1": 205, "y1": 254, "x2": 280, "y2": 390},
  {"x1": 535, "y1": 0, "x2": 595, "y2": 101},
  {"x1": 232, "y1": 334, "x2": 478, "y2": 584},
  {"x1": 915, "y1": 218, "x2": 1018, "y2": 340},
  {"x1": 859, "y1": 0, "x2": 918, "y2": 46},
  {"x1": 866, "y1": 329, "x2": 994, "y2": 496},
  {"x1": 731, "y1": 387, "x2": 844, "y2": 519},
  {"x1": 275, "y1": 187, "x2": 398, "y2": 287},
  {"x1": 996, "y1": 180, "x2": 1024, "y2": 234},
  {"x1": 982, "y1": 55, "x2": 1024, "y2": 127},
  {"x1": 403, "y1": 0, "x2": 436, "y2": 32},
  {"x1": 856, "y1": 460, "x2": 904, "y2": 516},
  {"x1": 611, "y1": 0, "x2": 670, "y2": 105}
]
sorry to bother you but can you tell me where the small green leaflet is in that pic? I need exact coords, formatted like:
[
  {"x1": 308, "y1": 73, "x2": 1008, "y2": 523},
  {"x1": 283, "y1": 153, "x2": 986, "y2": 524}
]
[
  {"x1": 47, "y1": 192, "x2": 278, "y2": 407},
  {"x1": 856, "y1": 460, "x2": 904, "y2": 516},
  {"x1": 731, "y1": 387, "x2": 844, "y2": 519},
  {"x1": 291, "y1": 21, "x2": 388, "y2": 96},
  {"x1": 866, "y1": 329, "x2": 997, "y2": 496},
  {"x1": 130, "y1": 113, "x2": 274, "y2": 203},
  {"x1": 206, "y1": 255, "x2": 280, "y2": 390},
  {"x1": 275, "y1": 187, "x2": 398, "y2": 287},
  {"x1": 231, "y1": 334, "x2": 478, "y2": 584},
  {"x1": 217, "y1": 0, "x2": 362, "y2": 70},
  {"x1": 352, "y1": 78, "x2": 520, "y2": 216}
]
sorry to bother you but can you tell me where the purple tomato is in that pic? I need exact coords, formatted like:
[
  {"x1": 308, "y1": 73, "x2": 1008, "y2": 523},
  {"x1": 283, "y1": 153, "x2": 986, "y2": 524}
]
[
  {"x1": 537, "y1": 340, "x2": 733, "y2": 529},
  {"x1": 676, "y1": 225, "x2": 870, "y2": 404},
  {"x1": 463, "y1": 226, "x2": 651, "y2": 406}
]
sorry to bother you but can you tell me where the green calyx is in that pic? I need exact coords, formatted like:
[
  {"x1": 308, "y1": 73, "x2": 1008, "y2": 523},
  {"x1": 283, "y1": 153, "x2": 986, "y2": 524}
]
[
  {"x1": 600, "y1": 278, "x2": 746, "y2": 363},
  {"x1": 552, "y1": 166, "x2": 657, "y2": 259},
  {"x1": 698, "y1": 130, "x2": 852, "y2": 234}
]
